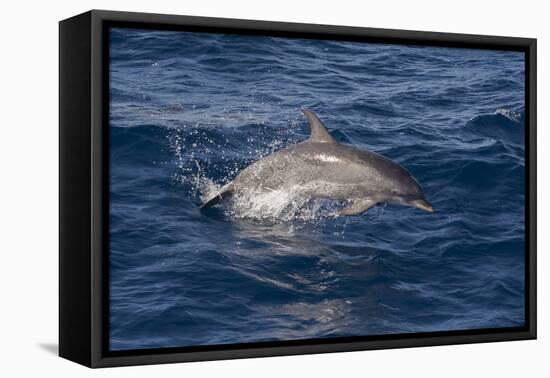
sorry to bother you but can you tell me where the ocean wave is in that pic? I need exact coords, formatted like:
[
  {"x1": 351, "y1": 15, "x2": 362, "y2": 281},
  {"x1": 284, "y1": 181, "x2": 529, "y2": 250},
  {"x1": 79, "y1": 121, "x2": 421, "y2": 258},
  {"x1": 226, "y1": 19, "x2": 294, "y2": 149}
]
[{"x1": 467, "y1": 108, "x2": 524, "y2": 144}]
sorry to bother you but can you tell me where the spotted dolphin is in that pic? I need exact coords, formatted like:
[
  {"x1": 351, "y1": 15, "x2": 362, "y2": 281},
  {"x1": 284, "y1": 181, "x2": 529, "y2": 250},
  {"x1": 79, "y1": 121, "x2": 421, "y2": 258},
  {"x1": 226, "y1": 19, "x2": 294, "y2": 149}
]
[{"x1": 201, "y1": 109, "x2": 433, "y2": 215}]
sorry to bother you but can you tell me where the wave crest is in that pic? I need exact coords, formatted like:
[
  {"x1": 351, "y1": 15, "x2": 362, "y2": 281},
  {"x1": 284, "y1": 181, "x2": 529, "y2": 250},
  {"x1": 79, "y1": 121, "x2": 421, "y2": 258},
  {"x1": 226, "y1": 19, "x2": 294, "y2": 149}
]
[{"x1": 466, "y1": 107, "x2": 524, "y2": 143}]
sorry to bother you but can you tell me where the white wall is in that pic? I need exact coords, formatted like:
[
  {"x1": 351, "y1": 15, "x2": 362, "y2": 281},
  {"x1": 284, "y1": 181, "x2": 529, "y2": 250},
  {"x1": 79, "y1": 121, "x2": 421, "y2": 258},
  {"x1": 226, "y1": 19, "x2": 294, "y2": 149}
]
[{"x1": 0, "y1": 0, "x2": 546, "y2": 376}]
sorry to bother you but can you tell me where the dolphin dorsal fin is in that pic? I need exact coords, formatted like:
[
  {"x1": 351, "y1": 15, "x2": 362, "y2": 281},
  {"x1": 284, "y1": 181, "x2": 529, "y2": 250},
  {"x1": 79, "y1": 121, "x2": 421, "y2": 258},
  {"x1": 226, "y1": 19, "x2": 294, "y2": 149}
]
[{"x1": 301, "y1": 109, "x2": 336, "y2": 143}]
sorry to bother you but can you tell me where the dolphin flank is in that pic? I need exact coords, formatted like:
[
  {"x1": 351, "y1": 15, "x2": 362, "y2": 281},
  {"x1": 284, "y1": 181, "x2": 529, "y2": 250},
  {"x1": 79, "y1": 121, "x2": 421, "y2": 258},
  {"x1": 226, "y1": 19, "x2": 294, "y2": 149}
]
[{"x1": 200, "y1": 109, "x2": 433, "y2": 216}]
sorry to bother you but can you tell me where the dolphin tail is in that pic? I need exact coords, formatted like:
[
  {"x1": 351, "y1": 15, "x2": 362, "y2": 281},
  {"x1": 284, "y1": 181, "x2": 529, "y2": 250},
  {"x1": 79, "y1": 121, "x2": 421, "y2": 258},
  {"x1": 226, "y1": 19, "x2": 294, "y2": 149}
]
[{"x1": 200, "y1": 185, "x2": 233, "y2": 209}]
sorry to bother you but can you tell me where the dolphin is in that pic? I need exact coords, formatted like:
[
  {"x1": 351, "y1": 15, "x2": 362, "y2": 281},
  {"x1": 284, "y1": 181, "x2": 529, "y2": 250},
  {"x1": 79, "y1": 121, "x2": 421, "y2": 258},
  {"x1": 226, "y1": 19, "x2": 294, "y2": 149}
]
[{"x1": 200, "y1": 109, "x2": 433, "y2": 216}]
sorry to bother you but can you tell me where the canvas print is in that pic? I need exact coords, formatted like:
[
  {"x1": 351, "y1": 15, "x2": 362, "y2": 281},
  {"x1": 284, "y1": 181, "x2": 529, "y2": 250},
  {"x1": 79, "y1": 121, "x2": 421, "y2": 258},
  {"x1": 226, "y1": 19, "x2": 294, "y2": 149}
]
[{"x1": 108, "y1": 27, "x2": 525, "y2": 351}]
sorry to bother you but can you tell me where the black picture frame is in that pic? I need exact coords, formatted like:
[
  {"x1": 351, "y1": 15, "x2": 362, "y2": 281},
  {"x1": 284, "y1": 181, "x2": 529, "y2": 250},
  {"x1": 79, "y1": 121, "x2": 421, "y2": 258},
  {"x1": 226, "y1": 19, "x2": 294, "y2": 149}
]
[{"x1": 59, "y1": 9, "x2": 537, "y2": 368}]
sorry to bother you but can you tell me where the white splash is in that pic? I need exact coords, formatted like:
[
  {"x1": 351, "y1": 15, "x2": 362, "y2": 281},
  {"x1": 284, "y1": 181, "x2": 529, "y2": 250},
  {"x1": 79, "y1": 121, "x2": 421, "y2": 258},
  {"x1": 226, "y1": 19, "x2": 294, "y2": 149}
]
[
  {"x1": 226, "y1": 186, "x2": 342, "y2": 223},
  {"x1": 495, "y1": 108, "x2": 522, "y2": 123},
  {"x1": 166, "y1": 117, "x2": 344, "y2": 223}
]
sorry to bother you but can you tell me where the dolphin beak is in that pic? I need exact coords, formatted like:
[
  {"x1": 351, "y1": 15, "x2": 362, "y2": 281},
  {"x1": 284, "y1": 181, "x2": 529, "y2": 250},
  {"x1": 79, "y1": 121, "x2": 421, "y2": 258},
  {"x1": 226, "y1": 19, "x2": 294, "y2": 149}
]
[{"x1": 410, "y1": 199, "x2": 434, "y2": 213}]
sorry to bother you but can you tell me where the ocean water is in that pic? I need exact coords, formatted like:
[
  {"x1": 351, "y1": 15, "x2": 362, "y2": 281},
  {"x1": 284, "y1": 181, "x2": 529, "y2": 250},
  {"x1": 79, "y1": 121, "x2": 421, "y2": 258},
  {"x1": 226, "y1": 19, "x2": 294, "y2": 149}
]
[{"x1": 108, "y1": 27, "x2": 526, "y2": 351}]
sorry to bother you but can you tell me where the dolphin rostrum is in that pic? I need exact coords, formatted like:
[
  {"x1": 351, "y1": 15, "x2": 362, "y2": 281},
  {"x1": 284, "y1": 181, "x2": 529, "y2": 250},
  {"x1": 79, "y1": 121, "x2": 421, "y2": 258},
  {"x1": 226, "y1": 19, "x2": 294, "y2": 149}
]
[{"x1": 201, "y1": 109, "x2": 433, "y2": 216}]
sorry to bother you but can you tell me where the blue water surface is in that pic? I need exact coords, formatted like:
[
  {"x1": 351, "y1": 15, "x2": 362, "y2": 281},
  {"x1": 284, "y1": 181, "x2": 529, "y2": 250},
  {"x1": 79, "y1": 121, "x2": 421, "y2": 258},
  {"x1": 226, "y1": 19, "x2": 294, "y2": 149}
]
[{"x1": 109, "y1": 28, "x2": 525, "y2": 351}]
